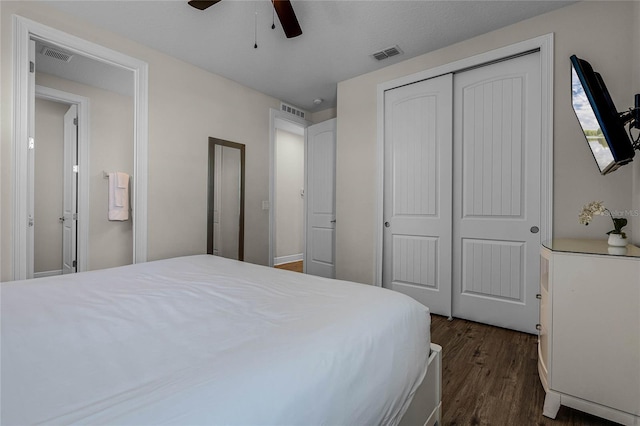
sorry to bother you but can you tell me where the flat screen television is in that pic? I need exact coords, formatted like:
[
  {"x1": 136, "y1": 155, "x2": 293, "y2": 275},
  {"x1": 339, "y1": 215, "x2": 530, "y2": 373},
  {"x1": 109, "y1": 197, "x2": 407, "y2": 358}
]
[{"x1": 570, "y1": 55, "x2": 635, "y2": 175}]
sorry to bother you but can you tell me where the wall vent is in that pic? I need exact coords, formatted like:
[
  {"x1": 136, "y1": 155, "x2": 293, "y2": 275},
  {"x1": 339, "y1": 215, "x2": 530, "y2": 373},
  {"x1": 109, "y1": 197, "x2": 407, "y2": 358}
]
[
  {"x1": 280, "y1": 102, "x2": 307, "y2": 119},
  {"x1": 40, "y1": 46, "x2": 73, "y2": 63},
  {"x1": 372, "y1": 45, "x2": 403, "y2": 61}
]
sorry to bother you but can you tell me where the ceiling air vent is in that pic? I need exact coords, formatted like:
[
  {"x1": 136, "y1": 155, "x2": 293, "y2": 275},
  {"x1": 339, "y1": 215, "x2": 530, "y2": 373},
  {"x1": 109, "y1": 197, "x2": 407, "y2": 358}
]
[
  {"x1": 280, "y1": 102, "x2": 307, "y2": 119},
  {"x1": 372, "y1": 45, "x2": 403, "y2": 61},
  {"x1": 40, "y1": 46, "x2": 73, "y2": 63}
]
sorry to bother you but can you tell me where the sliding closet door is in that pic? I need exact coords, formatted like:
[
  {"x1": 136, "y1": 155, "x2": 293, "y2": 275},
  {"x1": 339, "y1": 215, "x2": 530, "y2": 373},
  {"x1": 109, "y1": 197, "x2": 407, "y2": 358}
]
[
  {"x1": 382, "y1": 74, "x2": 453, "y2": 317},
  {"x1": 451, "y1": 52, "x2": 541, "y2": 333}
]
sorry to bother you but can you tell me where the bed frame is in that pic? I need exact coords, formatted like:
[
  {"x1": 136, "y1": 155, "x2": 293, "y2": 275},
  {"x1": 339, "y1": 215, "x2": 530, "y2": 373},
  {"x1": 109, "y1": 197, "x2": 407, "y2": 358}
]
[{"x1": 399, "y1": 343, "x2": 442, "y2": 426}]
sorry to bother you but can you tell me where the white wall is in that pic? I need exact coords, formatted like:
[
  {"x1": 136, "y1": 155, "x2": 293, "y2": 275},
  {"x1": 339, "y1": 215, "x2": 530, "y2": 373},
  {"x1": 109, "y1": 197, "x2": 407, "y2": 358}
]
[
  {"x1": 310, "y1": 108, "x2": 336, "y2": 124},
  {"x1": 336, "y1": 1, "x2": 636, "y2": 285},
  {"x1": 275, "y1": 128, "x2": 304, "y2": 259},
  {"x1": 34, "y1": 98, "x2": 66, "y2": 274},
  {"x1": 1, "y1": 2, "x2": 281, "y2": 280},
  {"x1": 36, "y1": 73, "x2": 134, "y2": 271}
]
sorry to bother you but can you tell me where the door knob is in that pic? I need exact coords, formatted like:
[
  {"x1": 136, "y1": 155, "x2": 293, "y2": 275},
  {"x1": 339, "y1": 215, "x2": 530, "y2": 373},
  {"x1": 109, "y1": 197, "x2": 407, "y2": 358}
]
[
  {"x1": 59, "y1": 217, "x2": 66, "y2": 223},
  {"x1": 384, "y1": 221, "x2": 390, "y2": 228},
  {"x1": 530, "y1": 226, "x2": 539, "y2": 234}
]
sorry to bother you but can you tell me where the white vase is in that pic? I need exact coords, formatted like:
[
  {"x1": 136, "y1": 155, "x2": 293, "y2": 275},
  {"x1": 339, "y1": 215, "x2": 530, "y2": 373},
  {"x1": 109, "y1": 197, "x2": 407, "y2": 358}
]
[{"x1": 607, "y1": 233, "x2": 628, "y2": 247}]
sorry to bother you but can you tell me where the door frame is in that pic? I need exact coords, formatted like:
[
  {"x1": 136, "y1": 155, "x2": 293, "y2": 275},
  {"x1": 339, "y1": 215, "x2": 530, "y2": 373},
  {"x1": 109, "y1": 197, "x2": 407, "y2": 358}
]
[
  {"x1": 375, "y1": 33, "x2": 554, "y2": 286},
  {"x1": 268, "y1": 108, "x2": 310, "y2": 267},
  {"x1": 34, "y1": 86, "x2": 89, "y2": 273},
  {"x1": 12, "y1": 15, "x2": 148, "y2": 280}
]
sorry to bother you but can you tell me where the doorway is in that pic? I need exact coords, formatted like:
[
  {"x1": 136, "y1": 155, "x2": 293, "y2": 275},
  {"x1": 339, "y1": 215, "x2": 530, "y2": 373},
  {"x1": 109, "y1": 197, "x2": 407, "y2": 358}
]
[
  {"x1": 269, "y1": 109, "x2": 309, "y2": 270},
  {"x1": 274, "y1": 124, "x2": 305, "y2": 270},
  {"x1": 268, "y1": 109, "x2": 337, "y2": 278},
  {"x1": 12, "y1": 15, "x2": 149, "y2": 280},
  {"x1": 32, "y1": 95, "x2": 79, "y2": 278}
]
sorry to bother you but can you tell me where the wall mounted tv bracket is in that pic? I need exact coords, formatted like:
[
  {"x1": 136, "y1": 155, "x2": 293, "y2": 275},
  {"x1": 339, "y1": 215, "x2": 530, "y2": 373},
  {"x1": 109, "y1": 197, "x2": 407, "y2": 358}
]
[{"x1": 620, "y1": 93, "x2": 640, "y2": 150}]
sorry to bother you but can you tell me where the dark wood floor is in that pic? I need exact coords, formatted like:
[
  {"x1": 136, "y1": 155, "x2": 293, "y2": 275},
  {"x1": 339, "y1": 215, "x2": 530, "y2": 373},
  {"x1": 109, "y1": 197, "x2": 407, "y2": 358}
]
[
  {"x1": 274, "y1": 260, "x2": 303, "y2": 273},
  {"x1": 430, "y1": 315, "x2": 618, "y2": 426}
]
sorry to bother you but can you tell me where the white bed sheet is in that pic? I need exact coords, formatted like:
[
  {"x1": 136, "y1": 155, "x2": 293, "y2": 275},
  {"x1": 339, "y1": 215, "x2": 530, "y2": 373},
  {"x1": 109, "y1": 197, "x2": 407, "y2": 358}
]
[{"x1": 1, "y1": 255, "x2": 430, "y2": 425}]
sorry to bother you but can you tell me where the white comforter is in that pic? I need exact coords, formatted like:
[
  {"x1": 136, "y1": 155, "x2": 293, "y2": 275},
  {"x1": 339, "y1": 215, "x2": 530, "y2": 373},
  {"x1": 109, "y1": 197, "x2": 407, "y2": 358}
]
[{"x1": 1, "y1": 255, "x2": 430, "y2": 425}]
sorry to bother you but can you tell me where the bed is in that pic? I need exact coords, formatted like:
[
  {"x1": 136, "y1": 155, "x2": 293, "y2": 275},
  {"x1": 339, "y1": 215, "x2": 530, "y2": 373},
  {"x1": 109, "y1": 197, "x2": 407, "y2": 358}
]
[{"x1": 1, "y1": 255, "x2": 441, "y2": 425}]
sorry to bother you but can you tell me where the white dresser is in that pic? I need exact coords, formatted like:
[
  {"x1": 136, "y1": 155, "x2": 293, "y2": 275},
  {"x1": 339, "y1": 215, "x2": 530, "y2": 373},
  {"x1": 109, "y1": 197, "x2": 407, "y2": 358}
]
[{"x1": 539, "y1": 239, "x2": 640, "y2": 425}]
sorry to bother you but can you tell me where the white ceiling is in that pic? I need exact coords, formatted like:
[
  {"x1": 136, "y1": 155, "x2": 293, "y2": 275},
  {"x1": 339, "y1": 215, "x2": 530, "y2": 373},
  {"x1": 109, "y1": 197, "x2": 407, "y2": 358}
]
[{"x1": 44, "y1": 0, "x2": 574, "y2": 112}]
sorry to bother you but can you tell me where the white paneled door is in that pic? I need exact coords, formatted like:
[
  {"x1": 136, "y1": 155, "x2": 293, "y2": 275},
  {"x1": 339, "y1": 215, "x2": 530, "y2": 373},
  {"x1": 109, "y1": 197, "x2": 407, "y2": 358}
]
[
  {"x1": 62, "y1": 104, "x2": 78, "y2": 274},
  {"x1": 382, "y1": 51, "x2": 542, "y2": 333},
  {"x1": 452, "y1": 52, "x2": 541, "y2": 333},
  {"x1": 383, "y1": 74, "x2": 453, "y2": 317},
  {"x1": 305, "y1": 118, "x2": 336, "y2": 278}
]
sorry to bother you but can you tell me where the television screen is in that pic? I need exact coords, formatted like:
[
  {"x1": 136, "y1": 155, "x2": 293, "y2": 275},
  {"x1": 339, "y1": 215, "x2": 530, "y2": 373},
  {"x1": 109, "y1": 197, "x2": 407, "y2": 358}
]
[{"x1": 570, "y1": 55, "x2": 635, "y2": 174}]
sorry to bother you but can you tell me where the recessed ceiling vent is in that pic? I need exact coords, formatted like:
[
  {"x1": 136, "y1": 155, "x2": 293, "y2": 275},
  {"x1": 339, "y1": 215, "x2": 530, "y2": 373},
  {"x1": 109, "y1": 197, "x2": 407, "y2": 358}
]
[
  {"x1": 280, "y1": 102, "x2": 307, "y2": 119},
  {"x1": 372, "y1": 45, "x2": 403, "y2": 61},
  {"x1": 40, "y1": 46, "x2": 73, "y2": 63}
]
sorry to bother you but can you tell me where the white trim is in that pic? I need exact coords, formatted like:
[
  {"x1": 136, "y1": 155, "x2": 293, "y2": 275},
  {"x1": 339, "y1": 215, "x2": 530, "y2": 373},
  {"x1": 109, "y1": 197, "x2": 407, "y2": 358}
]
[
  {"x1": 35, "y1": 85, "x2": 91, "y2": 272},
  {"x1": 274, "y1": 253, "x2": 303, "y2": 265},
  {"x1": 375, "y1": 33, "x2": 554, "y2": 286},
  {"x1": 33, "y1": 269, "x2": 62, "y2": 279},
  {"x1": 12, "y1": 15, "x2": 148, "y2": 280},
  {"x1": 268, "y1": 108, "x2": 310, "y2": 268},
  {"x1": 12, "y1": 16, "x2": 31, "y2": 280}
]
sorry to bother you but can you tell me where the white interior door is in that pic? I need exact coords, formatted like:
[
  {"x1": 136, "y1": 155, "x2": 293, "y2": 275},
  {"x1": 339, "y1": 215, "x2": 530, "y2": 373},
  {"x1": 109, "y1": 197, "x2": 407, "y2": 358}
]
[
  {"x1": 305, "y1": 118, "x2": 336, "y2": 278},
  {"x1": 62, "y1": 104, "x2": 78, "y2": 274},
  {"x1": 452, "y1": 52, "x2": 541, "y2": 333},
  {"x1": 382, "y1": 74, "x2": 453, "y2": 317}
]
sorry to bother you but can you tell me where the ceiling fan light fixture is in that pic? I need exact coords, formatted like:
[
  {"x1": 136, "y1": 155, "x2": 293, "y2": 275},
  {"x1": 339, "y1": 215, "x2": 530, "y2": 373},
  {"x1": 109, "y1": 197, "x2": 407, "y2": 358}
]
[
  {"x1": 188, "y1": 0, "x2": 222, "y2": 10},
  {"x1": 272, "y1": 0, "x2": 303, "y2": 38}
]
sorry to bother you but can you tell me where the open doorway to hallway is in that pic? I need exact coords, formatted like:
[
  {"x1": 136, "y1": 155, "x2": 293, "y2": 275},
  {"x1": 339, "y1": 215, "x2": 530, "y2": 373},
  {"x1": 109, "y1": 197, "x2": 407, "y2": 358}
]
[{"x1": 273, "y1": 122, "x2": 305, "y2": 273}]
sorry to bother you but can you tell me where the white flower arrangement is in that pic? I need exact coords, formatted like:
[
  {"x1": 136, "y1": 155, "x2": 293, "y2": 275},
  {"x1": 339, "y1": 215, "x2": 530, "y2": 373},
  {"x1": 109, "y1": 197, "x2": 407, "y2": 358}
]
[{"x1": 578, "y1": 201, "x2": 627, "y2": 238}]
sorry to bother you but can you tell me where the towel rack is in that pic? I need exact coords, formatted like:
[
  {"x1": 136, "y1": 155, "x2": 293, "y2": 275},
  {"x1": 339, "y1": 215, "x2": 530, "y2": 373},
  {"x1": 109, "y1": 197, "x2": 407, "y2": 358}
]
[{"x1": 103, "y1": 171, "x2": 133, "y2": 180}]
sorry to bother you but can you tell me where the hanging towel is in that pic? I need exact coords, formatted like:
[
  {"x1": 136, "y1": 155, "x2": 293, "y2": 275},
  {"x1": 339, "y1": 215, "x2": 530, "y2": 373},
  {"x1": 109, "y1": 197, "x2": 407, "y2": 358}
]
[{"x1": 108, "y1": 172, "x2": 129, "y2": 221}]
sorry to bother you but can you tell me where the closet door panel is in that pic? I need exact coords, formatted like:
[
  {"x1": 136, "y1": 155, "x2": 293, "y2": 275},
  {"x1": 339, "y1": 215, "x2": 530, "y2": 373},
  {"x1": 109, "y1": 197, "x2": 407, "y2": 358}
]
[
  {"x1": 452, "y1": 52, "x2": 541, "y2": 334},
  {"x1": 383, "y1": 73, "x2": 453, "y2": 317}
]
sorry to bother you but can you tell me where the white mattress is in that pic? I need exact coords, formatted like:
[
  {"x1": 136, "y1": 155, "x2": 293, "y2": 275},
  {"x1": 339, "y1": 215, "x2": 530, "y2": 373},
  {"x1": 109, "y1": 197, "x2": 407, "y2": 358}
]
[{"x1": 1, "y1": 255, "x2": 431, "y2": 425}]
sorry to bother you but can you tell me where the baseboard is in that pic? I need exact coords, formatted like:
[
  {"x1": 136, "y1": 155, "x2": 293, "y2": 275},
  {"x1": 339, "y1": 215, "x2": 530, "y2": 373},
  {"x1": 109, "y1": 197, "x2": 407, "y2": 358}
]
[
  {"x1": 34, "y1": 270, "x2": 62, "y2": 278},
  {"x1": 274, "y1": 254, "x2": 303, "y2": 265}
]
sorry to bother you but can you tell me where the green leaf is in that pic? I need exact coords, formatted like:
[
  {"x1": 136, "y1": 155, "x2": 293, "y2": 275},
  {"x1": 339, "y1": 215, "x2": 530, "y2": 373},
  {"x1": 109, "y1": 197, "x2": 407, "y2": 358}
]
[{"x1": 612, "y1": 217, "x2": 628, "y2": 232}]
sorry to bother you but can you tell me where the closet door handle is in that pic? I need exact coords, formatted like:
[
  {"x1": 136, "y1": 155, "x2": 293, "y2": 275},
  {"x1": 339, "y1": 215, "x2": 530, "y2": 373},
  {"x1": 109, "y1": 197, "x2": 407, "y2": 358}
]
[{"x1": 384, "y1": 222, "x2": 390, "y2": 228}]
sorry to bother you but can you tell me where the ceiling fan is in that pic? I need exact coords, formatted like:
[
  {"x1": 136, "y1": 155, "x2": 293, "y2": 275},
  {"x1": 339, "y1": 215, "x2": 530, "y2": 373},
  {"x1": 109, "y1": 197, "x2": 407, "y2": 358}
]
[{"x1": 188, "y1": 0, "x2": 302, "y2": 39}]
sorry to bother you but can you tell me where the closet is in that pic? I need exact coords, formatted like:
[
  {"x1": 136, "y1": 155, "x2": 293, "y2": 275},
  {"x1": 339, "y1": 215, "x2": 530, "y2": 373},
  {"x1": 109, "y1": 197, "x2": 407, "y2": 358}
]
[{"x1": 382, "y1": 51, "x2": 542, "y2": 333}]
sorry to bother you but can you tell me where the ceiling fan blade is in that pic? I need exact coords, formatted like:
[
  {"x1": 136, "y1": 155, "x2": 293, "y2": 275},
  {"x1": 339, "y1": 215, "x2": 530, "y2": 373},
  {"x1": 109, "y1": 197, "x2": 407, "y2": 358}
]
[
  {"x1": 188, "y1": 0, "x2": 222, "y2": 11},
  {"x1": 272, "y1": 0, "x2": 302, "y2": 38}
]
